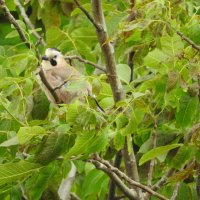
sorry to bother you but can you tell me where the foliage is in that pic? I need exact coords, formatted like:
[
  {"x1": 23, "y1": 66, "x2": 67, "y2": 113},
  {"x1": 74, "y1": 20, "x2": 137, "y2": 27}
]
[{"x1": 0, "y1": 0, "x2": 200, "y2": 199}]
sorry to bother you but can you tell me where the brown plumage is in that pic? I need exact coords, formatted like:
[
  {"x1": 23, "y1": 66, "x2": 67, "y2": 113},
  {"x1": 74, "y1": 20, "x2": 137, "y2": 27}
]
[{"x1": 36, "y1": 48, "x2": 92, "y2": 104}]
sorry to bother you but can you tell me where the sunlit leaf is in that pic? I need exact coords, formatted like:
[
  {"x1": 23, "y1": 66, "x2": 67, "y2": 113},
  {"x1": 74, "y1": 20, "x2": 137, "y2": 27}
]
[
  {"x1": 176, "y1": 94, "x2": 199, "y2": 128},
  {"x1": 139, "y1": 144, "x2": 182, "y2": 165},
  {"x1": 0, "y1": 161, "x2": 42, "y2": 187},
  {"x1": 18, "y1": 126, "x2": 45, "y2": 145}
]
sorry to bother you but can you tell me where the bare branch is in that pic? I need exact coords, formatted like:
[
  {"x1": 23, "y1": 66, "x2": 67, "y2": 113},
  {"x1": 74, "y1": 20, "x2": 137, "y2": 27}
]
[
  {"x1": 70, "y1": 193, "x2": 81, "y2": 200},
  {"x1": 91, "y1": 0, "x2": 125, "y2": 102},
  {"x1": 170, "y1": 183, "x2": 180, "y2": 200},
  {"x1": 108, "y1": 151, "x2": 122, "y2": 200},
  {"x1": 92, "y1": 155, "x2": 169, "y2": 200},
  {"x1": 152, "y1": 168, "x2": 175, "y2": 191},
  {"x1": 186, "y1": 123, "x2": 200, "y2": 141},
  {"x1": 73, "y1": 0, "x2": 102, "y2": 31},
  {"x1": 35, "y1": 37, "x2": 43, "y2": 62},
  {"x1": 90, "y1": 159, "x2": 138, "y2": 200},
  {"x1": 196, "y1": 163, "x2": 200, "y2": 199},
  {"x1": 14, "y1": 0, "x2": 46, "y2": 46},
  {"x1": 122, "y1": 137, "x2": 140, "y2": 182},
  {"x1": 0, "y1": 0, "x2": 30, "y2": 48},
  {"x1": 147, "y1": 129, "x2": 157, "y2": 187},
  {"x1": 65, "y1": 55, "x2": 106, "y2": 73},
  {"x1": 176, "y1": 31, "x2": 200, "y2": 52},
  {"x1": 128, "y1": 51, "x2": 135, "y2": 82}
]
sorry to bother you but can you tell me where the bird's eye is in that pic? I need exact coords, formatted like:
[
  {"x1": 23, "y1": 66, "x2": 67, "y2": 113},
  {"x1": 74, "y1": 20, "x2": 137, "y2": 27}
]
[{"x1": 54, "y1": 55, "x2": 57, "y2": 58}]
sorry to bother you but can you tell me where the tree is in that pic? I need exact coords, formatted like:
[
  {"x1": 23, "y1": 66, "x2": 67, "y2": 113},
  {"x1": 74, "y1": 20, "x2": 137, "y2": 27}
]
[{"x1": 0, "y1": 0, "x2": 200, "y2": 199}]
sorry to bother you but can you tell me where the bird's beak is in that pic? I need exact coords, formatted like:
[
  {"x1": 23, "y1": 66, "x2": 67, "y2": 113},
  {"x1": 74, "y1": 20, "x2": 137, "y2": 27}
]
[{"x1": 42, "y1": 55, "x2": 49, "y2": 61}]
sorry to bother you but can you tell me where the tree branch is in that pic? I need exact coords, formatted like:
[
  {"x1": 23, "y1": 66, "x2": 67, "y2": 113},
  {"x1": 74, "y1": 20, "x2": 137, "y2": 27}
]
[
  {"x1": 91, "y1": 0, "x2": 125, "y2": 102},
  {"x1": 91, "y1": 155, "x2": 169, "y2": 200},
  {"x1": 108, "y1": 151, "x2": 122, "y2": 200},
  {"x1": 0, "y1": 0, "x2": 30, "y2": 48},
  {"x1": 90, "y1": 2, "x2": 142, "y2": 197},
  {"x1": 75, "y1": 1, "x2": 140, "y2": 194},
  {"x1": 65, "y1": 55, "x2": 106, "y2": 73},
  {"x1": 176, "y1": 31, "x2": 200, "y2": 52},
  {"x1": 152, "y1": 168, "x2": 175, "y2": 191},
  {"x1": 90, "y1": 159, "x2": 138, "y2": 200},
  {"x1": 170, "y1": 183, "x2": 180, "y2": 200},
  {"x1": 147, "y1": 129, "x2": 157, "y2": 187},
  {"x1": 14, "y1": 0, "x2": 46, "y2": 46},
  {"x1": 73, "y1": 0, "x2": 102, "y2": 31},
  {"x1": 186, "y1": 122, "x2": 200, "y2": 142},
  {"x1": 70, "y1": 193, "x2": 81, "y2": 200},
  {"x1": 128, "y1": 51, "x2": 135, "y2": 82}
]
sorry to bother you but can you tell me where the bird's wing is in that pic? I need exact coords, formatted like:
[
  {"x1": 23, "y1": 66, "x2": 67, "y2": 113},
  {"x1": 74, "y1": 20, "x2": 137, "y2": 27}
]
[{"x1": 35, "y1": 67, "x2": 58, "y2": 103}]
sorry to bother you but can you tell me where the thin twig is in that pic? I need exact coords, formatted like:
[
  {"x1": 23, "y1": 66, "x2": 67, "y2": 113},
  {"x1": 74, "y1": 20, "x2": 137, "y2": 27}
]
[
  {"x1": 187, "y1": 123, "x2": 200, "y2": 141},
  {"x1": 91, "y1": 155, "x2": 169, "y2": 200},
  {"x1": 90, "y1": 159, "x2": 138, "y2": 200},
  {"x1": 0, "y1": 0, "x2": 30, "y2": 48},
  {"x1": 73, "y1": 0, "x2": 102, "y2": 31},
  {"x1": 176, "y1": 31, "x2": 200, "y2": 52},
  {"x1": 35, "y1": 37, "x2": 43, "y2": 62},
  {"x1": 70, "y1": 193, "x2": 81, "y2": 200},
  {"x1": 108, "y1": 151, "x2": 122, "y2": 200},
  {"x1": 170, "y1": 183, "x2": 180, "y2": 200},
  {"x1": 65, "y1": 55, "x2": 106, "y2": 73},
  {"x1": 152, "y1": 168, "x2": 175, "y2": 191},
  {"x1": 198, "y1": 75, "x2": 200, "y2": 102},
  {"x1": 14, "y1": 0, "x2": 46, "y2": 46},
  {"x1": 128, "y1": 51, "x2": 135, "y2": 82},
  {"x1": 196, "y1": 163, "x2": 200, "y2": 199},
  {"x1": 147, "y1": 129, "x2": 157, "y2": 187}
]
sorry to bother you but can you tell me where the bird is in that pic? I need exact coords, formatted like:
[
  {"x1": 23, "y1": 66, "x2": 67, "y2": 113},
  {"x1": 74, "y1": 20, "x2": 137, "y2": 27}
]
[{"x1": 36, "y1": 48, "x2": 104, "y2": 111}]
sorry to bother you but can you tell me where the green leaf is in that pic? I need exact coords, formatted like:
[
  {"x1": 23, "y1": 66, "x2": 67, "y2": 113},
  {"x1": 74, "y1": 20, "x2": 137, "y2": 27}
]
[
  {"x1": 5, "y1": 30, "x2": 18, "y2": 39},
  {"x1": 18, "y1": 126, "x2": 45, "y2": 145},
  {"x1": 0, "y1": 136, "x2": 18, "y2": 147},
  {"x1": 71, "y1": 3, "x2": 91, "y2": 16},
  {"x1": 114, "y1": 131, "x2": 125, "y2": 150},
  {"x1": 116, "y1": 114, "x2": 128, "y2": 129},
  {"x1": 66, "y1": 101, "x2": 81, "y2": 123},
  {"x1": 144, "y1": 49, "x2": 169, "y2": 73},
  {"x1": 65, "y1": 130, "x2": 98, "y2": 160},
  {"x1": 28, "y1": 28, "x2": 42, "y2": 34},
  {"x1": 176, "y1": 94, "x2": 199, "y2": 128},
  {"x1": 38, "y1": 0, "x2": 46, "y2": 8},
  {"x1": 121, "y1": 117, "x2": 135, "y2": 136},
  {"x1": 23, "y1": 78, "x2": 33, "y2": 96},
  {"x1": 0, "y1": 161, "x2": 42, "y2": 187},
  {"x1": 34, "y1": 132, "x2": 66, "y2": 165},
  {"x1": 81, "y1": 169, "x2": 109, "y2": 198},
  {"x1": 171, "y1": 145, "x2": 195, "y2": 170},
  {"x1": 116, "y1": 64, "x2": 131, "y2": 83},
  {"x1": 99, "y1": 97, "x2": 114, "y2": 110},
  {"x1": 139, "y1": 144, "x2": 182, "y2": 166},
  {"x1": 26, "y1": 164, "x2": 57, "y2": 200},
  {"x1": 86, "y1": 129, "x2": 108, "y2": 154},
  {"x1": 32, "y1": 92, "x2": 49, "y2": 120}
]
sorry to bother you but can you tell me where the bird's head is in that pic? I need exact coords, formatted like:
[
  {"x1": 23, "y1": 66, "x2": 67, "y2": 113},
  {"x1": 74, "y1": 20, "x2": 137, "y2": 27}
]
[{"x1": 42, "y1": 48, "x2": 64, "y2": 67}]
